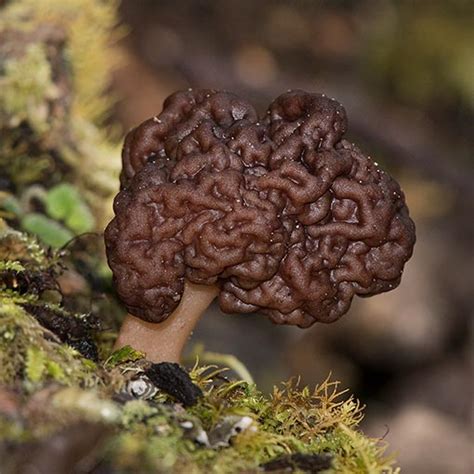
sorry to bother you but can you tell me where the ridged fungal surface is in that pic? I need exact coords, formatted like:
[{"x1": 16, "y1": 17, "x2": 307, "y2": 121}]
[{"x1": 105, "y1": 89, "x2": 415, "y2": 327}]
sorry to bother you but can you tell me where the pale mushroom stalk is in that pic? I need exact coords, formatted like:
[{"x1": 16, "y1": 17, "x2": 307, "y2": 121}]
[
  {"x1": 106, "y1": 89, "x2": 415, "y2": 367},
  {"x1": 114, "y1": 281, "x2": 218, "y2": 363}
]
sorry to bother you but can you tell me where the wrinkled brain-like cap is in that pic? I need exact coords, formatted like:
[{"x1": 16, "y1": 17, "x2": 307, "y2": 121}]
[{"x1": 105, "y1": 89, "x2": 415, "y2": 328}]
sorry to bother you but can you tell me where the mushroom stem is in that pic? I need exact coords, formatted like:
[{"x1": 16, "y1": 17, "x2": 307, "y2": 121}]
[{"x1": 114, "y1": 281, "x2": 219, "y2": 363}]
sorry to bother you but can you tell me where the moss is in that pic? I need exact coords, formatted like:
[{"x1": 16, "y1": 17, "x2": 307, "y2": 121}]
[
  {"x1": 0, "y1": 226, "x2": 97, "y2": 386},
  {"x1": 89, "y1": 367, "x2": 398, "y2": 473},
  {"x1": 0, "y1": 43, "x2": 58, "y2": 133},
  {"x1": 0, "y1": 224, "x2": 54, "y2": 269},
  {"x1": 0, "y1": 301, "x2": 97, "y2": 386}
]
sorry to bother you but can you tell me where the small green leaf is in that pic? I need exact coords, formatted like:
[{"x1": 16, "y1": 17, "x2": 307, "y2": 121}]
[
  {"x1": 105, "y1": 345, "x2": 145, "y2": 367},
  {"x1": 45, "y1": 184, "x2": 95, "y2": 234},
  {"x1": 21, "y1": 213, "x2": 73, "y2": 247},
  {"x1": 26, "y1": 346, "x2": 46, "y2": 382},
  {"x1": 44, "y1": 184, "x2": 71, "y2": 220},
  {"x1": 67, "y1": 205, "x2": 95, "y2": 234}
]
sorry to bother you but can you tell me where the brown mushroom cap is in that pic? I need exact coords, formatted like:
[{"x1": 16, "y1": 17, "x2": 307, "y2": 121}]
[{"x1": 105, "y1": 89, "x2": 415, "y2": 328}]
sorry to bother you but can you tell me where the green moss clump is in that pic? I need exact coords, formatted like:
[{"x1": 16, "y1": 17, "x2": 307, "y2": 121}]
[{"x1": 0, "y1": 303, "x2": 97, "y2": 386}]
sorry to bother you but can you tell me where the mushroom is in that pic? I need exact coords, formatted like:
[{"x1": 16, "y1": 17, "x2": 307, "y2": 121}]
[{"x1": 105, "y1": 89, "x2": 415, "y2": 363}]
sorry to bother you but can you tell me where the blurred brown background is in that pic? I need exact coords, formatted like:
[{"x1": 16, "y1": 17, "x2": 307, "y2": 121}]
[{"x1": 112, "y1": 1, "x2": 473, "y2": 473}]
